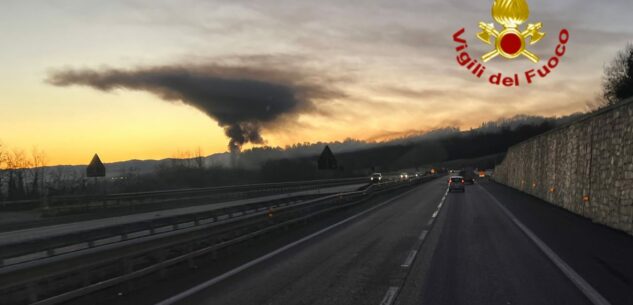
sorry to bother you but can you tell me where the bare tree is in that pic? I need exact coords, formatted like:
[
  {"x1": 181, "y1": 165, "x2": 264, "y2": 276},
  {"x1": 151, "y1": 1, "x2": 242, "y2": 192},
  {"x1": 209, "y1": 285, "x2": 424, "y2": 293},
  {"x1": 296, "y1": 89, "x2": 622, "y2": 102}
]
[
  {"x1": 0, "y1": 143, "x2": 6, "y2": 200},
  {"x1": 194, "y1": 147, "x2": 205, "y2": 169},
  {"x1": 28, "y1": 148, "x2": 48, "y2": 197},
  {"x1": 6, "y1": 149, "x2": 30, "y2": 199},
  {"x1": 603, "y1": 44, "x2": 633, "y2": 106}
]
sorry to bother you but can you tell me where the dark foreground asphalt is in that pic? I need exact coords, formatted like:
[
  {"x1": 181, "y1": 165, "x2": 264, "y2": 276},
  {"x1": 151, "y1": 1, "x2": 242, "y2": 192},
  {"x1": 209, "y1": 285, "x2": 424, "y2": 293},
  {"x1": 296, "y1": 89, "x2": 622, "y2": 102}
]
[
  {"x1": 162, "y1": 178, "x2": 448, "y2": 305},
  {"x1": 107, "y1": 179, "x2": 632, "y2": 305},
  {"x1": 399, "y1": 183, "x2": 593, "y2": 305}
]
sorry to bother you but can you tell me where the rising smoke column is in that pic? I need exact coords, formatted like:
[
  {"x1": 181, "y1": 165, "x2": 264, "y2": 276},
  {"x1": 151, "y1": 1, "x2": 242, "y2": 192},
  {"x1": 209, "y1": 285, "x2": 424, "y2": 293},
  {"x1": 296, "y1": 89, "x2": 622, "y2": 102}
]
[{"x1": 47, "y1": 65, "x2": 336, "y2": 153}]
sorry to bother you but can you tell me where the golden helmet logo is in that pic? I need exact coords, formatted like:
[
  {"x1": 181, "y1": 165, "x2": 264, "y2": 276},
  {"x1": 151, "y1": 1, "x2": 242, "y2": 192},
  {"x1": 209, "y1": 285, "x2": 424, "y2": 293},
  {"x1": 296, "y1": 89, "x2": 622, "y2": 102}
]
[
  {"x1": 477, "y1": 0, "x2": 545, "y2": 63},
  {"x1": 452, "y1": 0, "x2": 569, "y2": 87}
]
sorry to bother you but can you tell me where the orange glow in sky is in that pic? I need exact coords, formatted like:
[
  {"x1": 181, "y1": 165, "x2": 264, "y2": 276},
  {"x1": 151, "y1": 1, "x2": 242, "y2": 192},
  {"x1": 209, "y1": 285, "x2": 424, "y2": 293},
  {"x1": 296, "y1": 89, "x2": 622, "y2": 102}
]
[{"x1": 1, "y1": 0, "x2": 630, "y2": 165}]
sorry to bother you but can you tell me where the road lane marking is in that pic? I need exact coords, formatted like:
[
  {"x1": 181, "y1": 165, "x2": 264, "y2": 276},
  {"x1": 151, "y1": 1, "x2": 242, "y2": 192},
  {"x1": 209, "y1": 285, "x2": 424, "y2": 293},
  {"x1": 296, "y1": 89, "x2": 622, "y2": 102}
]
[
  {"x1": 418, "y1": 230, "x2": 428, "y2": 241},
  {"x1": 401, "y1": 250, "x2": 418, "y2": 268},
  {"x1": 155, "y1": 185, "x2": 425, "y2": 305},
  {"x1": 390, "y1": 186, "x2": 446, "y2": 304},
  {"x1": 379, "y1": 287, "x2": 399, "y2": 305},
  {"x1": 479, "y1": 186, "x2": 612, "y2": 305}
]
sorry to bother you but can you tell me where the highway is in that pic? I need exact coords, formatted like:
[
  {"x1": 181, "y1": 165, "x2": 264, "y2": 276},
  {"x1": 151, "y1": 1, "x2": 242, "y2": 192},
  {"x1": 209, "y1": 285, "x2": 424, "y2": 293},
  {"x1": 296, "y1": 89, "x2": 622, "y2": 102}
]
[
  {"x1": 96, "y1": 178, "x2": 633, "y2": 305},
  {"x1": 0, "y1": 183, "x2": 366, "y2": 246}
]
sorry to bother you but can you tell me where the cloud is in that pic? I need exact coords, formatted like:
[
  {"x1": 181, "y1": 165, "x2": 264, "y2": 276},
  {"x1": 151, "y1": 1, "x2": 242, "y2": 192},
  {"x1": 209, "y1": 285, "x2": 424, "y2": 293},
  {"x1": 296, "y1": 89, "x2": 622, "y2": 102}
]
[
  {"x1": 47, "y1": 63, "x2": 342, "y2": 152},
  {"x1": 36, "y1": 0, "x2": 633, "y2": 153}
]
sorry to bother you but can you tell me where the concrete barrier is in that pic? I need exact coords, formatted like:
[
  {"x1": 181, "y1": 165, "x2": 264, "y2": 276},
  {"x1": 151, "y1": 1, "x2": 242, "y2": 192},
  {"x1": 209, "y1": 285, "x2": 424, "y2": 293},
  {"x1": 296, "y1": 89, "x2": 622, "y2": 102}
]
[{"x1": 494, "y1": 97, "x2": 633, "y2": 235}]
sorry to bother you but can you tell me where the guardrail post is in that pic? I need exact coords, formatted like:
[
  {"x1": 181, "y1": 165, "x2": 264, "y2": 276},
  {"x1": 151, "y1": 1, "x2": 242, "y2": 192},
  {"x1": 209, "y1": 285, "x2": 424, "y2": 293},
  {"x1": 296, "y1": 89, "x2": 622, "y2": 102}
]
[{"x1": 41, "y1": 194, "x2": 50, "y2": 212}]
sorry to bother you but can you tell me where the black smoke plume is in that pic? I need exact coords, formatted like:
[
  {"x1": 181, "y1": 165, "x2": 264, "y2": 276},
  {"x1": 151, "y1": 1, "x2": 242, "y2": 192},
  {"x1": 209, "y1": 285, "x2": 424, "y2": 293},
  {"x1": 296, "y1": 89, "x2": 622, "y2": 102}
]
[{"x1": 47, "y1": 65, "x2": 337, "y2": 153}]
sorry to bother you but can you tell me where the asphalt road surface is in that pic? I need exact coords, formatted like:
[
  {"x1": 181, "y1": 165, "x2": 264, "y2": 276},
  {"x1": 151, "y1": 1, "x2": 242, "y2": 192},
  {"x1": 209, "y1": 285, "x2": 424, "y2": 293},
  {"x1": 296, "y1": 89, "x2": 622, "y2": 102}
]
[{"x1": 108, "y1": 178, "x2": 632, "y2": 305}]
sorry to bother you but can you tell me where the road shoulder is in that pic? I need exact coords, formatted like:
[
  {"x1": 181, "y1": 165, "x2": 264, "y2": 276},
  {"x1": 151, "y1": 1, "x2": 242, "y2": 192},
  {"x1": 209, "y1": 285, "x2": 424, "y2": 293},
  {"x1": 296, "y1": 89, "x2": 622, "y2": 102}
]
[{"x1": 480, "y1": 181, "x2": 633, "y2": 305}]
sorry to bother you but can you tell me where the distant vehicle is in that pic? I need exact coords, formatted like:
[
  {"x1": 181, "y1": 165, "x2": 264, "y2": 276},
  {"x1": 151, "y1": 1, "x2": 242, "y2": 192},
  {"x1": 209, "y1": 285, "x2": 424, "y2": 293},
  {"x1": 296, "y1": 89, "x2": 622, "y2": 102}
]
[
  {"x1": 448, "y1": 176, "x2": 465, "y2": 192},
  {"x1": 459, "y1": 168, "x2": 476, "y2": 184},
  {"x1": 370, "y1": 173, "x2": 383, "y2": 183},
  {"x1": 399, "y1": 173, "x2": 409, "y2": 180}
]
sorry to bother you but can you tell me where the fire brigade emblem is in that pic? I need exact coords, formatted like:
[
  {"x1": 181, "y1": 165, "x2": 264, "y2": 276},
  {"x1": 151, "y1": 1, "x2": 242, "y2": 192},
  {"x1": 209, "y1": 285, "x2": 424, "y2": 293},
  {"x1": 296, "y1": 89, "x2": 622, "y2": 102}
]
[{"x1": 477, "y1": 0, "x2": 546, "y2": 63}]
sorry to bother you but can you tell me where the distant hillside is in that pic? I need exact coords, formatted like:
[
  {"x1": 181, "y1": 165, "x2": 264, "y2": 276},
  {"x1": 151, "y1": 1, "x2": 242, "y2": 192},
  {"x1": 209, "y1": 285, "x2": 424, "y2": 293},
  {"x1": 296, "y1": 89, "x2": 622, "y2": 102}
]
[
  {"x1": 244, "y1": 112, "x2": 582, "y2": 169},
  {"x1": 257, "y1": 112, "x2": 584, "y2": 180},
  {"x1": 0, "y1": 112, "x2": 584, "y2": 199},
  {"x1": 19, "y1": 112, "x2": 585, "y2": 176}
]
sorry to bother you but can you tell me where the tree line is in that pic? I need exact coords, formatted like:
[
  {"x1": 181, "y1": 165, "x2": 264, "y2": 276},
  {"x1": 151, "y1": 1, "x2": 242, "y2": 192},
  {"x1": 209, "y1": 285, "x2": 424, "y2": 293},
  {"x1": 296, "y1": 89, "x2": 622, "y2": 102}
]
[
  {"x1": 2, "y1": 44, "x2": 631, "y2": 200},
  {"x1": 0, "y1": 145, "x2": 51, "y2": 200}
]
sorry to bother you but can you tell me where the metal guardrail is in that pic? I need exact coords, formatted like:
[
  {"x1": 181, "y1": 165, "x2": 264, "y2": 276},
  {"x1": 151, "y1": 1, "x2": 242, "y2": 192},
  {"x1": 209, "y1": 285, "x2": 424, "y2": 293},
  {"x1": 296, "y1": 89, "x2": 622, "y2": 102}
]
[
  {"x1": 0, "y1": 194, "x2": 321, "y2": 267},
  {"x1": 42, "y1": 177, "x2": 369, "y2": 215},
  {"x1": 0, "y1": 199, "x2": 40, "y2": 211},
  {"x1": 0, "y1": 177, "x2": 369, "y2": 213},
  {"x1": 0, "y1": 176, "x2": 438, "y2": 305}
]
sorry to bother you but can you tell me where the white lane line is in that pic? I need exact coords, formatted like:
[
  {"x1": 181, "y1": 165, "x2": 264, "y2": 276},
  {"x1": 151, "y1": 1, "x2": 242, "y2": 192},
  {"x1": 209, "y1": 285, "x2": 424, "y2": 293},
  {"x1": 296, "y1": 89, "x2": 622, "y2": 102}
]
[
  {"x1": 426, "y1": 218, "x2": 434, "y2": 226},
  {"x1": 431, "y1": 210, "x2": 439, "y2": 218},
  {"x1": 479, "y1": 186, "x2": 612, "y2": 305},
  {"x1": 401, "y1": 250, "x2": 418, "y2": 267},
  {"x1": 155, "y1": 186, "x2": 423, "y2": 305},
  {"x1": 418, "y1": 230, "x2": 428, "y2": 241},
  {"x1": 379, "y1": 287, "x2": 400, "y2": 305}
]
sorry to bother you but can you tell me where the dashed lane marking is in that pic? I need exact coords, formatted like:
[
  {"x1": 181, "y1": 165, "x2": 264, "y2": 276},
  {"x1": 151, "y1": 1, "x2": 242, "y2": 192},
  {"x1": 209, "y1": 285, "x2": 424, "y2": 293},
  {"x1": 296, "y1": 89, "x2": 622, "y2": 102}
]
[
  {"x1": 387, "y1": 187, "x2": 448, "y2": 305},
  {"x1": 379, "y1": 287, "x2": 399, "y2": 305},
  {"x1": 401, "y1": 250, "x2": 418, "y2": 268},
  {"x1": 155, "y1": 185, "x2": 424, "y2": 305},
  {"x1": 418, "y1": 230, "x2": 428, "y2": 241}
]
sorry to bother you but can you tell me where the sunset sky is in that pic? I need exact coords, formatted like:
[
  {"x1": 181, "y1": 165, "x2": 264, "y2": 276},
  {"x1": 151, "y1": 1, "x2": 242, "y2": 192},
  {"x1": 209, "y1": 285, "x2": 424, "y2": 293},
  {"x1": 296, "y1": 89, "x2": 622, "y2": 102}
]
[{"x1": 1, "y1": 0, "x2": 632, "y2": 165}]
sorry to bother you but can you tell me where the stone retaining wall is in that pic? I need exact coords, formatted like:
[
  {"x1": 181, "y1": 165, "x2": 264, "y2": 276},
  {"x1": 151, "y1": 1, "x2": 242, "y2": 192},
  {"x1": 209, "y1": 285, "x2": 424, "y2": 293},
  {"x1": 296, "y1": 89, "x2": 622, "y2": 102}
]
[{"x1": 494, "y1": 98, "x2": 633, "y2": 235}]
